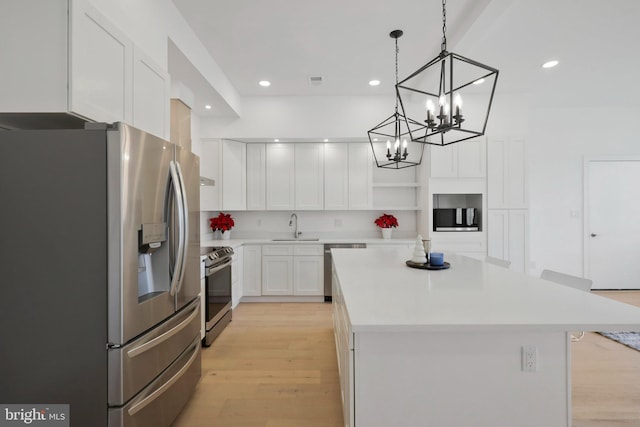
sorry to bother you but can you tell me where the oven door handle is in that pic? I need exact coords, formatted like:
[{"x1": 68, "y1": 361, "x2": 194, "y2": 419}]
[{"x1": 206, "y1": 258, "x2": 232, "y2": 276}]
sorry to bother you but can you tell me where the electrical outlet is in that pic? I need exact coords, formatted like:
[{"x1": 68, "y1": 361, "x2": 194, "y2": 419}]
[
  {"x1": 257, "y1": 219, "x2": 262, "y2": 227},
  {"x1": 522, "y1": 345, "x2": 537, "y2": 372},
  {"x1": 334, "y1": 218, "x2": 342, "y2": 227}
]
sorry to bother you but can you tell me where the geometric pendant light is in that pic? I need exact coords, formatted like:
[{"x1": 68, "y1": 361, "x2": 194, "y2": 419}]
[
  {"x1": 396, "y1": 0, "x2": 498, "y2": 146},
  {"x1": 368, "y1": 30, "x2": 426, "y2": 169}
]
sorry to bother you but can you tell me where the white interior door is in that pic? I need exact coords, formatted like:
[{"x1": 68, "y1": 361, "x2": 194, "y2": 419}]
[{"x1": 587, "y1": 159, "x2": 640, "y2": 289}]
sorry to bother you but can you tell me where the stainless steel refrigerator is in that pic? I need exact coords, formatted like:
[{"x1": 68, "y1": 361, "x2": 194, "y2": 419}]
[{"x1": 0, "y1": 123, "x2": 201, "y2": 426}]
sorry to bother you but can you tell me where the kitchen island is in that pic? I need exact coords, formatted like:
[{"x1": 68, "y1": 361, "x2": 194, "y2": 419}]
[{"x1": 331, "y1": 248, "x2": 640, "y2": 427}]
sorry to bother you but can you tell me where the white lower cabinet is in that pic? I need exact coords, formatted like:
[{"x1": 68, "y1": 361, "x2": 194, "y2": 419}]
[
  {"x1": 262, "y1": 255, "x2": 294, "y2": 295},
  {"x1": 231, "y1": 247, "x2": 243, "y2": 308},
  {"x1": 242, "y1": 245, "x2": 262, "y2": 296},
  {"x1": 292, "y1": 245, "x2": 323, "y2": 296},
  {"x1": 487, "y1": 209, "x2": 528, "y2": 273},
  {"x1": 332, "y1": 269, "x2": 354, "y2": 427},
  {"x1": 261, "y1": 245, "x2": 323, "y2": 296}
]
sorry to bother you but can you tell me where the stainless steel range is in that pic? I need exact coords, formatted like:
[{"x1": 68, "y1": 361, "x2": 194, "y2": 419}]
[{"x1": 202, "y1": 246, "x2": 234, "y2": 346}]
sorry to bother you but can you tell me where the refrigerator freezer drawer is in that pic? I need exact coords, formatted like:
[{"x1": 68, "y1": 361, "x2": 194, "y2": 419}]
[
  {"x1": 108, "y1": 336, "x2": 201, "y2": 427},
  {"x1": 108, "y1": 297, "x2": 200, "y2": 405}
]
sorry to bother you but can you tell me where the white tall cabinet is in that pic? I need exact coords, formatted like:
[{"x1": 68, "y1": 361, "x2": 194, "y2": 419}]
[{"x1": 487, "y1": 137, "x2": 528, "y2": 272}]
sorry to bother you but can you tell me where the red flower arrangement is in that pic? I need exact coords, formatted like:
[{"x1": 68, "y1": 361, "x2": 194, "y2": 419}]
[
  {"x1": 374, "y1": 213, "x2": 398, "y2": 229},
  {"x1": 209, "y1": 212, "x2": 235, "y2": 233}
]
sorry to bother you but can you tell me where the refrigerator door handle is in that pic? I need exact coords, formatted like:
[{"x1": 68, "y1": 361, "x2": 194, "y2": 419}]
[
  {"x1": 127, "y1": 337, "x2": 200, "y2": 416},
  {"x1": 126, "y1": 299, "x2": 199, "y2": 359},
  {"x1": 174, "y1": 161, "x2": 189, "y2": 294},
  {"x1": 168, "y1": 160, "x2": 186, "y2": 296}
]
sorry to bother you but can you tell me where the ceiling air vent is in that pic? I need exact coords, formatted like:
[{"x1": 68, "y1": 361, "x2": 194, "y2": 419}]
[{"x1": 308, "y1": 76, "x2": 323, "y2": 85}]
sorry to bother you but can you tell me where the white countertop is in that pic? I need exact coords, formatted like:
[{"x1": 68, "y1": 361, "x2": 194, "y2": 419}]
[
  {"x1": 200, "y1": 237, "x2": 416, "y2": 249},
  {"x1": 332, "y1": 248, "x2": 640, "y2": 333}
]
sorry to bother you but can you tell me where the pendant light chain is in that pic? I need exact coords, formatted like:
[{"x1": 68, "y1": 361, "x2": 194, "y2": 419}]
[
  {"x1": 394, "y1": 35, "x2": 399, "y2": 113},
  {"x1": 441, "y1": 0, "x2": 447, "y2": 53}
]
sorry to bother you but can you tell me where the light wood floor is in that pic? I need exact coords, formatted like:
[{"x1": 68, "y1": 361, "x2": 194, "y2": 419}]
[
  {"x1": 572, "y1": 291, "x2": 640, "y2": 427},
  {"x1": 173, "y1": 292, "x2": 640, "y2": 427}
]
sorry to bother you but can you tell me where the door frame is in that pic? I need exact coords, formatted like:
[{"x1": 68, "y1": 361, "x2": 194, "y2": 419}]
[{"x1": 583, "y1": 155, "x2": 640, "y2": 282}]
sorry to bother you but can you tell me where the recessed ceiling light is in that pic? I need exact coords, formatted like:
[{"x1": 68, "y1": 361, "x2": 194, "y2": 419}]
[
  {"x1": 472, "y1": 78, "x2": 485, "y2": 85},
  {"x1": 373, "y1": 138, "x2": 379, "y2": 142},
  {"x1": 323, "y1": 139, "x2": 329, "y2": 142},
  {"x1": 259, "y1": 80, "x2": 271, "y2": 87},
  {"x1": 274, "y1": 139, "x2": 279, "y2": 142},
  {"x1": 205, "y1": 105, "x2": 212, "y2": 110},
  {"x1": 369, "y1": 80, "x2": 381, "y2": 86},
  {"x1": 542, "y1": 60, "x2": 559, "y2": 69}
]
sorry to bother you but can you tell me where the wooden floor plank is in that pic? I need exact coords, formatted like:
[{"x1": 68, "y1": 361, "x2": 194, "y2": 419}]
[{"x1": 173, "y1": 293, "x2": 640, "y2": 426}]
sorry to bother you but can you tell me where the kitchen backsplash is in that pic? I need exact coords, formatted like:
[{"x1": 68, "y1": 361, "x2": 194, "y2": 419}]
[{"x1": 200, "y1": 210, "x2": 418, "y2": 240}]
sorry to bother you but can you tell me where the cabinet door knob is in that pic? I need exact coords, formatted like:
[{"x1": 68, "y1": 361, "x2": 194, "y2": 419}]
[{"x1": 590, "y1": 233, "x2": 597, "y2": 237}]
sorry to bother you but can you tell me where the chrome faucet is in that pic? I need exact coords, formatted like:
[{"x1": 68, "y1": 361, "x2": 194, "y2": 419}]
[{"x1": 289, "y1": 213, "x2": 301, "y2": 238}]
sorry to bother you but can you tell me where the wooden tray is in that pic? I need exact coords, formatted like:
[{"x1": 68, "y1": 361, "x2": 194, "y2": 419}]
[{"x1": 405, "y1": 260, "x2": 451, "y2": 270}]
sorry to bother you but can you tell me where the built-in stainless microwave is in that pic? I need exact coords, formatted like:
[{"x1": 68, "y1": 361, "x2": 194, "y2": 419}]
[{"x1": 433, "y1": 208, "x2": 479, "y2": 231}]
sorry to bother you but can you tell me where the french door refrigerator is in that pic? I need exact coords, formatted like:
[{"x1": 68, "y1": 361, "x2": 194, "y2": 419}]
[{"x1": 0, "y1": 123, "x2": 201, "y2": 427}]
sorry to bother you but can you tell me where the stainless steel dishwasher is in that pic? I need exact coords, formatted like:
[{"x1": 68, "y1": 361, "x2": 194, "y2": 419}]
[{"x1": 324, "y1": 243, "x2": 366, "y2": 301}]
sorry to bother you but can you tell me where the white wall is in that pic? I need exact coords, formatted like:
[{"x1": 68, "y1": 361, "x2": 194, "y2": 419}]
[
  {"x1": 200, "y1": 95, "x2": 392, "y2": 139},
  {"x1": 528, "y1": 106, "x2": 640, "y2": 277}
]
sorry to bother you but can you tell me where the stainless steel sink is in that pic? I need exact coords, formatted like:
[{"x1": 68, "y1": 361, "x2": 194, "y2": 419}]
[{"x1": 271, "y1": 238, "x2": 320, "y2": 241}]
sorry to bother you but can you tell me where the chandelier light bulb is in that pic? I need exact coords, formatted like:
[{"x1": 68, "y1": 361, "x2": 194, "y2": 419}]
[
  {"x1": 426, "y1": 99, "x2": 435, "y2": 113},
  {"x1": 439, "y1": 94, "x2": 446, "y2": 107},
  {"x1": 453, "y1": 93, "x2": 463, "y2": 108},
  {"x1": 453, "y1": 93, "x2": 463, "y2": 118}
]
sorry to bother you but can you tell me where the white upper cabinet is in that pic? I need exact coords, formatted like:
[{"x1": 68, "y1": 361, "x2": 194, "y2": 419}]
[
  {"x1": 0, "y1": 0, "x2": 169, "y2": 138},
  {"x1": 246, "y1": 144, "x2": 266, "y2": 210},
  {"x1": 266, "y1": 144, "x2": 295, "y2": 210},
  {"x1": 430, "y1": 138, "x2": 486, "y2": 178},
  {"x1": 348, "y1": 143, "x2": 373, "y2": 209},
  {"x1": 69, "y1": 0, "x2": 133, "y2": 125},
  {"x1": 295, "y1": 144, "x2": 324, "y2": 210},
  {"x1": 430, "y1": 144, "x2": 457, "y2": 178},
  {"x1": 324, "y1": 143, "x2": 350, "y2": 210},
  {"x1": 132, "y1": 46, "x2": 170, "y2": 139},
  {"x1": 487, "y1": 137, "x2": 527, "y2": 209},
  {"x1": 200, "y1": 139, "x2": 221, "y2": 211},
  {"x1": 325, "y1": 142, "x2": 373, "y2": 211},
  {"x1": 222, "y1": 140, "x2": 247, "y2": 210}
]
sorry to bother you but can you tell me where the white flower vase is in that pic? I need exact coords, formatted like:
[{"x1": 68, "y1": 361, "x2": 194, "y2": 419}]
[
  {"x1": 381, "y1": 228, "x2": 392, "y2": 239},
  {"x1": 220, "y1": 230, "x2": 230, "y2": 240}
]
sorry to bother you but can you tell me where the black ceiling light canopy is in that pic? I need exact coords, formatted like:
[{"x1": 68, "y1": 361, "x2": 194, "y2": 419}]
[
  {"x1": 368, "y1": 30, "x2": 426, "y2": 169},
  {"x1": 396, "y1": 0, "x2": 498, "y2": 146}
]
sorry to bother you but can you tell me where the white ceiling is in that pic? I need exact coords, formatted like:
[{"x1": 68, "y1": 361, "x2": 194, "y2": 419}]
[{"x1": 171, "y1": 0, "x2": 640, "y2": 116}]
